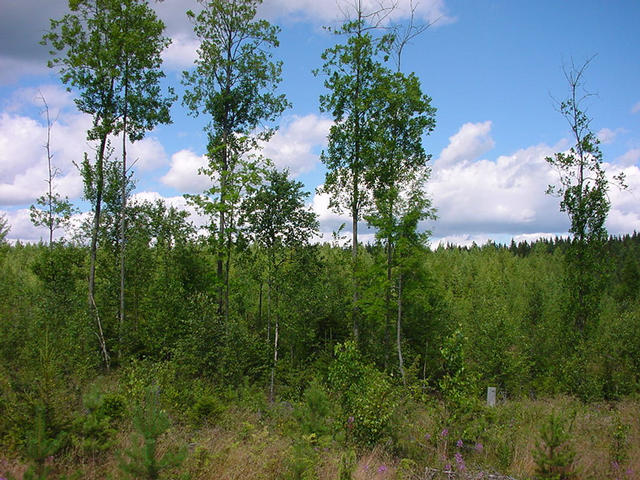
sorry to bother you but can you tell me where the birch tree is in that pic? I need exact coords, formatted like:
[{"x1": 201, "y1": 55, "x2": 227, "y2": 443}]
[
  {"x1": 44, "y1": 0, "x2": 174, "y2": 367},
  {"x1": 183, "y1": 0, "x2": 289, "y2": 321}
]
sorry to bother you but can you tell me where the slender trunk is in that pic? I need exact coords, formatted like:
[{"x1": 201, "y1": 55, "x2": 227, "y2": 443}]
[
  {"x1": 352, "y1": 202, "x2": 359, "y2": 342},
  {"x1": 43, "y1": 97, "x2": 54, "y2": 246},
  {"x1": 397, "y1": 273, "x2": 406, "y2": 386},
  {"x1": 384, "y1": 208, "x2": 393, "y2": 370},
  {"x1": 88, "y1": 132, "x2": 109, "y2": 369},
  {"x1": 270, "y1": 315, "x2": 279, "y2": 403},
  {"x1": 267, "y1": 277, "x2": 271, "y2": 343},
  {"x1": 351, "y1": 22, "x2": 362, "y2": 344},
  {"x1": 422, "y1": 338, "x2": 428, "y2": 382},
  {"x1": 119, "y1": 59, "x2": 129, "y2": 359},
  {"x1": 218, "y1": 174, "x2": 226, "y2": 316},
  {"x1": 258, "y1": 279, "x2": 263, "y2": 331}
]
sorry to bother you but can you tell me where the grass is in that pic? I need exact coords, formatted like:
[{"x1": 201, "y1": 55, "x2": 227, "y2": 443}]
[{"x1": 1, "y1": 385, "x2": 639, "y2": 480}]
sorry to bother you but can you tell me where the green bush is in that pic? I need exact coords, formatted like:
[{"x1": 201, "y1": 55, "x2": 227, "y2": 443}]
[
  {"x1": 295, "y1": 380, "x2": 334, "y2": 438},
  {"x1": 189, "y1": 393, "x2": 225, "y2": 426},
  {"x1": 328, "y1": 341, "x2": 397, "y2": 446},
  {"x1": 71, "y1": 387, "x2": 124, "y2": 453}
]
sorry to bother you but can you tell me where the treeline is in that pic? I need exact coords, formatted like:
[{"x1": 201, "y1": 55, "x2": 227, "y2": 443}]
[{"x1": 2, "y1": 228, "x2": 639, "y2": 405}]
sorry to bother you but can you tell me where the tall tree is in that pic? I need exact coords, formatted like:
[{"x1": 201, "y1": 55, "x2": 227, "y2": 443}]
[
  {"x1": 183, "y1": 0, "x2": 289, "y2": 321},
  {"x1": 316, "y1": 0, "x2": 392, "y2": 342},
  {"x1": 44, "y1": 0, "x2": 174, "y2": 367},
  {"x1": 241, "y1": 168, "x2": 318, "y2": 401},
  {"x1": 365, "y1": 26, "x2": 436, "y2": 382},
  {"x1": 29, "y1": 94, "x2": 76, "y2": 245},
  {"x1": 545, "y1": 58, "x2": 625, "y2": 333}
]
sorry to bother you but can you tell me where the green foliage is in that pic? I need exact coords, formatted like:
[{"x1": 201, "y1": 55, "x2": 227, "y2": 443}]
[
  {"x1": 533, "y1": 413, "x2": 575, "y2": 480},
  {"x1": 23, "y1": 405, "x2": 64, "y2": 480},
  {"x1": 286, "y1": 439, "x2": 319, "y2": 480},
  {"x1": 439, "y1": 326, "x2": 478, "y2": 412},
  {"x1": 609, "y1": 412, "x2": 630, "y2": 465},
  {"x1": 545, "y1": 59, "x2": 625, "y2": 333},
  {"x1": 189, "y1": 394, "x2": 225, "y2": 427},
  {"x1": 0, "y1": 212, "x2": 9, "y2": 244},
  {"x1": 71, "y1": 387, "x2": 124, "y2": 453},
  {"x1": 182, "y1": 0, "x2": 289, "y2": 319},
  {"x1": 294, "y1": 381, "x2": 334, "y2": 438},
  {"x1": 119, "y1": 389, "x2": 186, "y2": 480},
  {"x1": 328, "y1": 341, "x2": 397, "y2": 446},
  {"x1": 337, "y1": 449, "x2": 356, "y2": 480}
]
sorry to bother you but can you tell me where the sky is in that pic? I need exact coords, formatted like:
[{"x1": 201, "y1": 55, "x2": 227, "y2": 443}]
[{"x1": 1, "y1": 0, "x2": 639, "y2": 247}]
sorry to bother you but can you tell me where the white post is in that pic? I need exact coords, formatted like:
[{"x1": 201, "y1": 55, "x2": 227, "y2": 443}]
[{"x1": 487, "y1": 386, "x2": 496, "y2": 407}]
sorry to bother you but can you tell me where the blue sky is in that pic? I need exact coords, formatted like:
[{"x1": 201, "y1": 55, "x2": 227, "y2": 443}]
[{"x1": 1, "y1": 0, "x2": 639, "y2": 246}]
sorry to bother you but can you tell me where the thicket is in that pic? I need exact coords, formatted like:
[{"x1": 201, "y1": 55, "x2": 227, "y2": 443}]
[{"x1": 1, "y1": 231, "x2": 640, "y2": 478}]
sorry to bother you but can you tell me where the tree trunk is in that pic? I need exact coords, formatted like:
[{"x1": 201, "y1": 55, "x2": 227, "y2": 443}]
[
  {"x1": 397, "y1": 273, "x2": 406, "y2": 386},
  {"x1": 88, "y1": 132, "x2": 109, "y2": 369},
  {"x1": 270, "y1": 315, "x2": 279, "y2": 403},
  {"x1": 119, "y1": 58, "x2": 129, "y2": 360}
]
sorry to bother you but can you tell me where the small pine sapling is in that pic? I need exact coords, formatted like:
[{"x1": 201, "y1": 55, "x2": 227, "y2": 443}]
[
  {"x1": 533, "y1": 412, "x2": 575, "y2": 480},
  {"x1": 119, "y1": 390, "x2": 185, "y2": 480}
]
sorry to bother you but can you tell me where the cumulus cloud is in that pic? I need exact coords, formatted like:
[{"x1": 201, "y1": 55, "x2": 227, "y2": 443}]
[
  {"x1": 615, "y1": 148, "x2": 640, "y2": 167},
  {"x1": 0, "y1": 108, "x2": 88, "y2": 206},
  {"x1": 426, "y1": 121, "x2": 640, "y2": 243},
  {"x1": 161, "y1": 33, "x2": 199, "y2": 70},
  {"x1": 160, "y1": 149, "x2": 210, "y2": 193},
  {"x1": 259, "y1": 0, "x2": 454, "y2": 26},
  {"x1": 1, "y1": 208, "x2": 48, "y2": 244},
  {"x1": 435, "y1": 121, "x2": 495, "y2": 168},
  {"x1": 428, "y1": 121, "x2": 568, "y2": 239},
  {"x1": 261, "y1": 114, "x2": 332, "y2": 176},
  {"x1": 0, "y1": 2, "x2": 64, "y2": 84},
  {"x1": 597, "y1": 127, "x2": 625, "y2": 145}
]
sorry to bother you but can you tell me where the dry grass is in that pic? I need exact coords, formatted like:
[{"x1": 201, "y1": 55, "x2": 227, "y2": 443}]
[{"x1": 2, "y1": 396, "x2": 640, "y2": 480}]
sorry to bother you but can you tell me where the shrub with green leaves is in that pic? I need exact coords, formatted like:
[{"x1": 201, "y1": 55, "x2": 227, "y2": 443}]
[{"x1": 328, "y1": 341, "x2": 397, "y2": 446}]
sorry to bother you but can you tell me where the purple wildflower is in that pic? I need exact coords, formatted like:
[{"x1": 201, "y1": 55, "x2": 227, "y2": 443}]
[
  {"x1": 626, "y1": 469, "x2": 634, "y2": 478},
  {"x1": 444, "y1": 463, "x2": 452, "y2": 471},
  {"x1": 378, "y1": 464, "x2": 388, "y2": 473},
  {"x1": 456, "y1": 439, "x2": 464, "y2": 448},
  {"x1": 441, "y1": 428, "x2": 449, "y2": 437},
  {"x1": 455, "y1": 452, "x2": 466, "y2": 472},
  {"x1": 425, "y1": 433, "x2": 431, "y2": 441},
  {"x1": 475, "y1": 442, "x2": 484, "y2": 453}
]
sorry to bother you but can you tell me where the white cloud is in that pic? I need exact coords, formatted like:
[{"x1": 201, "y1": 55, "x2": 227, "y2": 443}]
[
  {"x1": 130, "y1": 191, "x2": 209, "y2": 231},
  {"x1": 261, "y1": 114, "x2": 332, "y2": 176},
  {"x1": 597, "y1": 127, "x2": 625, "y2": 145},
  {"x1": 112, "y1": 134, "x2": 169, "y2": 172},
  {"x1": 259, "y1": 0, "x2": 454, "y2": 26},
  {"x1": 436, "y1": 121, "x2": 495, "y2": 168},
  {"x1": 616, "y1": 148, "x2": 640, "y2": 167},
  {"x1": 1, "y1": 208, "x2": 47, "y2": 244},
  {"x1": 426, "y1": 121, "x2": 640, "y2": 243},
  {"x1": 431, "y1": 233, "x2": 492, "y2": 249},
  {"x1": 161, "y1": 33, "x2": 199, "y2": 70},
  {"x1": 160, "y1": 149, "x2": 210, "y2": 193},
  {"x1": 429, "y1": 123, "x2": 568, "y2": 238},
  {"x1": 632, "y1": 101, "x2": 640, "y2": 114},
  {"x1": 0, "y1": 108, "x2": 88, "y2": 206}
]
